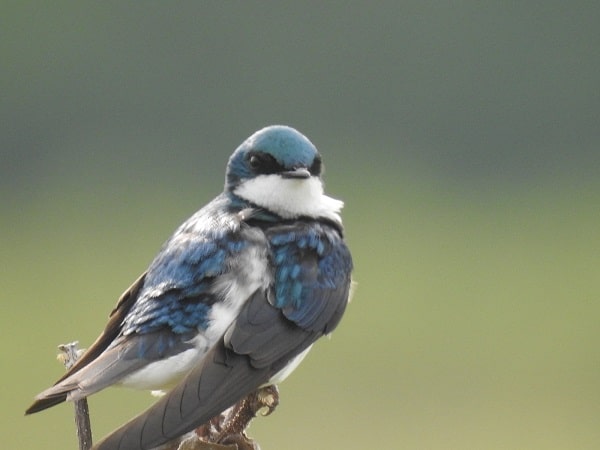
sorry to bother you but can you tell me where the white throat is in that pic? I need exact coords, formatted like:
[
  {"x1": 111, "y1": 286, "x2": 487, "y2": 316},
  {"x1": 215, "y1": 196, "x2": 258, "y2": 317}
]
[{"x1": 234, "y1": 175, "x2": 344, "y2": 223}]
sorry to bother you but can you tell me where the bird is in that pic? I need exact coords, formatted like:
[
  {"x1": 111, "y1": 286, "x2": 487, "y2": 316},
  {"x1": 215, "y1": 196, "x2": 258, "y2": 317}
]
[{"x1": 26, "y1": 125, "x2": 354, "y2": 450}]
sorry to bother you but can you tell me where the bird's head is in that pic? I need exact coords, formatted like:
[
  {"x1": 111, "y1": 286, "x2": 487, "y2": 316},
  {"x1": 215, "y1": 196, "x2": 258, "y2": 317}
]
[{"x1": 225, "y1": 125, "x2": 342, "y2": 221}]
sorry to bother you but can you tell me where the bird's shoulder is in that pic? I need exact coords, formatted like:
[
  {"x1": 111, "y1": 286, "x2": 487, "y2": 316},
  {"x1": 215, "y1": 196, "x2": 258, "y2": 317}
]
[
  {"x1": 248, "y1": 217, "x2": 354, "y2": 333},
  {"x1": 119, "y1": 196, "x2": 270, "y2": 336},
  {"x1": 143, "y1": 197, "x2": 263, "y2": 290},
  {"x1": 220, "y1": 216, "x2": 353, "y2": 378}
]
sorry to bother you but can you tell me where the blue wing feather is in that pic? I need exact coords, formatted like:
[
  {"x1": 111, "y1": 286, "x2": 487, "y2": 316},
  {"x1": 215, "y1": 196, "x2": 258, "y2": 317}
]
[
  {"x1": 266, "y1": 220, "x2": 353, "y2": 332},
  {"x1": 121, "y1": 197, "x2": 249, "y2": 337}
]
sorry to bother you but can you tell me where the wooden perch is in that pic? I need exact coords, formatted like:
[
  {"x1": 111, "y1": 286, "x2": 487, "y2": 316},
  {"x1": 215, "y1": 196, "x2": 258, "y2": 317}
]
[{"x1": 57, "y1": 341, "x2": 93, "y2": 450}]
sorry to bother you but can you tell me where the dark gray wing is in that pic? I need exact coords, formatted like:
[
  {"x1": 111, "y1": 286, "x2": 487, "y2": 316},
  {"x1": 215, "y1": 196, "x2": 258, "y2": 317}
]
[{"x1": 92, "y1": 289, "x2": 321, "y2": 450}]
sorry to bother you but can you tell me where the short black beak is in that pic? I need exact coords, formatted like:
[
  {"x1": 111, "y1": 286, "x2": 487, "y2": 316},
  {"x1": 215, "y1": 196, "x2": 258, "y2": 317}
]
[{"x1": 281, "y1": 167, "x2": 311, "y2": 179}]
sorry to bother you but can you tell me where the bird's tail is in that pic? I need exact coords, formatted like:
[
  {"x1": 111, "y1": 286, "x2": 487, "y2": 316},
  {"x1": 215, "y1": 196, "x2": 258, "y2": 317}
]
[
  {"x1": 93, "y1": 341, "x2": 270, "y2": 450},
  {"x1": 25, "y1": 386, "x2": 73, "y2": 414}
]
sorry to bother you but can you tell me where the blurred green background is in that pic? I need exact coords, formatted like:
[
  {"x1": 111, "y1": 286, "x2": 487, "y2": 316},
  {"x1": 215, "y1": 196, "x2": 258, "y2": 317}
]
[{"x1": 2, "y1": 2, "x2": 599, "y2": 449}]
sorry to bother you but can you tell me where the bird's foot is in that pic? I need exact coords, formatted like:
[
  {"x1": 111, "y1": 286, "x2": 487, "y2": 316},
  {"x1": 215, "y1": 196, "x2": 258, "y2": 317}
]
[{"x1": 184, "y1": 385, "x2": 280, "y2": 450}]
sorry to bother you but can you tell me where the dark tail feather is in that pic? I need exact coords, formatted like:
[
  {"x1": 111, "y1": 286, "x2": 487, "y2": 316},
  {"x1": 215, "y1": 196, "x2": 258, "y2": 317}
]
[
  {"x1": 25, "y1": 392, "x2": 69, "y2": 415},
  {"x1": 93, "y1": 343, "x2": 270, "y2": 450}
]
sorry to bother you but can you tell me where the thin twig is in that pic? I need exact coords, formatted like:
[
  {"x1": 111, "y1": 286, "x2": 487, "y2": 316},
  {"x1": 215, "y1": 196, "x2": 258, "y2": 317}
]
[{"x1": 58, "y1": 341, "x2": 93, "y2": 450}]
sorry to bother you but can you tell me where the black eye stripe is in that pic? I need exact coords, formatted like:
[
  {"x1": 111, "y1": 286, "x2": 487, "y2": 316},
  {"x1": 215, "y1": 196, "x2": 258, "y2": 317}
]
[
  {"x1": 246, "y1": 151, "x2": 322, "y2": 176},
  {"x1": 309, "y1": 155, "x2": 322, "y2": 176},
  {"x1": 247, "y1": 151, "x2": 284, "y2": 175}
]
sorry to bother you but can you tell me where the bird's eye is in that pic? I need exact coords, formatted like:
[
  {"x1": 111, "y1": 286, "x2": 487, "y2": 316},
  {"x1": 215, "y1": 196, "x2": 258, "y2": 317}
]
[
  {"x1": 310, "y1": 155, "x2": 322, "y2": 176},
  {"x1": 247, "y1": 152, "x2": 282, "y2": 174},
  {"x1": 249, "y1": 155, "x2": 261, "y2": 169}
]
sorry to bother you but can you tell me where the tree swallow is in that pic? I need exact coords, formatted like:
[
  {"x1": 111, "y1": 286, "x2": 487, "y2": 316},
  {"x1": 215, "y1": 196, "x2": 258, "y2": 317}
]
[{"x1": 26, "y1": 125, "x2": 353, "y2": 450}]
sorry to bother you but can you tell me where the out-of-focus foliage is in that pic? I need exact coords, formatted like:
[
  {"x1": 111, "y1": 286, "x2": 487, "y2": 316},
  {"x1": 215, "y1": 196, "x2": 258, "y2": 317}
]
[{"x1": 2, "y1": 2, "x2": 599, "y2": 449}]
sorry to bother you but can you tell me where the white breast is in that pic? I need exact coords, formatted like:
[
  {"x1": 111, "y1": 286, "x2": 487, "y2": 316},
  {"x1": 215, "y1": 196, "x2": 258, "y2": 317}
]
[{"x1": 234, "y1": 175, "x2": 343, "y2": 223}]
